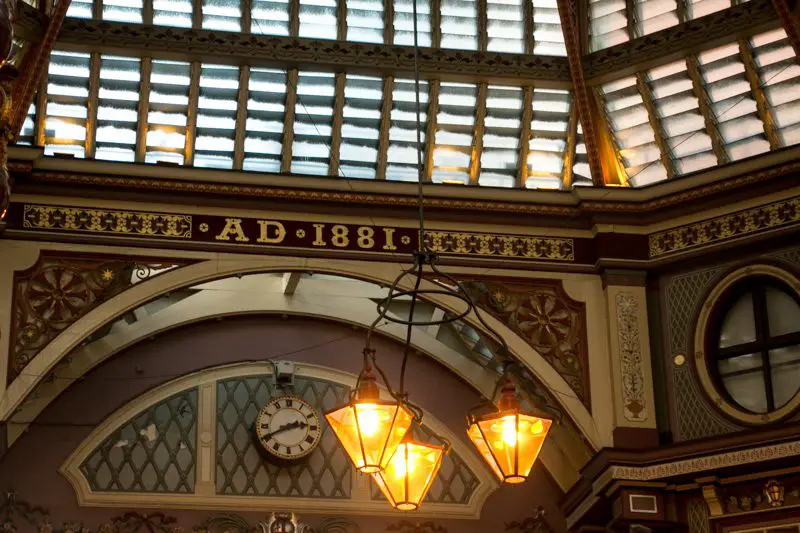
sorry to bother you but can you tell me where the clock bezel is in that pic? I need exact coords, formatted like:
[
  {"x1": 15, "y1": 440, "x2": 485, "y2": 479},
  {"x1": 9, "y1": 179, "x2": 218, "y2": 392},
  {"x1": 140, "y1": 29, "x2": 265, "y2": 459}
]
[{"x1": 252, "y1": 395, "x2": 323, "y2": 463}]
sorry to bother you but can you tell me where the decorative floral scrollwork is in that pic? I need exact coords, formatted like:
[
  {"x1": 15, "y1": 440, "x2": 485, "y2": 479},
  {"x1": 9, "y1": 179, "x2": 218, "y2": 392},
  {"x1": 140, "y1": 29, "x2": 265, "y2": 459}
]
[
  {"x1": 462, "y1": 280, "x2": 589, "y2": 406},
  {"x1": 386, "y1": 521, "x2": 447, "y2": 533},
  {"x1": 506, "y1": 507, "x2": 554, "y2": 533},
  {"x1": 9, "y1": 253, "x2": 189, "y2": 384}
]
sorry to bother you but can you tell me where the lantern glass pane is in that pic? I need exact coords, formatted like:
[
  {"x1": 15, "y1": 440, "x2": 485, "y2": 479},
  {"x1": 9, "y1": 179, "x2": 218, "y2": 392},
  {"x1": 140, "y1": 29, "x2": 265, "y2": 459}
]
[
  {"x1": 325, "y1": 401, "x2": 413, "y2": 473},
  {"x1": 372, "y1": 441, "x2": 444, "y2": 510},
  {"x1": 467, "y1": 422, "x2": 504, "y2": 481},
  {"x1": 475, "y1": 412, "x2": 551, "y2": 482}
]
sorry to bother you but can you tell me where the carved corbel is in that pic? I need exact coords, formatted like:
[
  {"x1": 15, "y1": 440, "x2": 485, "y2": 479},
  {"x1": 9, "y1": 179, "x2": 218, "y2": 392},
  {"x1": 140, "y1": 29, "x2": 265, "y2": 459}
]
[{"x1": 702, "y1": 485, "x2": 724, "y2": 517}]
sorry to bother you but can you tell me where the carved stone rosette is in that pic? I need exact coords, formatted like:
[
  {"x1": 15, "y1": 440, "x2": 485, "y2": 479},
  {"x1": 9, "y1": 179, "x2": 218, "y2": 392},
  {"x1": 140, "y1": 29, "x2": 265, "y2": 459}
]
[
  {"x1": 461, "y1": 279, "x2": 589, "y2": 407},
  {"x1": 8, "y1": 253, "x2": 189, "y2": 383}
]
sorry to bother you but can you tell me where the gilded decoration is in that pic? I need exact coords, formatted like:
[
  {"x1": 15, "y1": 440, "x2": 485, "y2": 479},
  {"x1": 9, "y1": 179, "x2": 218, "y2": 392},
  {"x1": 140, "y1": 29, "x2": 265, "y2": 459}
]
[
  {"x1": 57, "y1": 20, "x2": 571, "y2": 83},
  {"x1": 702, "y1": 477, "x2": 799, "y2": 516},
  {"x1": 8, "y1": 253, "x2": 187, "y2": 383},
  {"x1": 649, "y1": 197, "x2": 800, "y2": 259},
  {"x1": 616, "y1": 293, "x2": 646, "y2": 421},
  {"x1": 22, "y1": 205, "x2": 192, "y2": 238},
  {"x1": 460, "y1": 279, "x2": 588, "y2": 406},
  {"x1": 426, "y1": 232, "x2": 574, "y2": 262}
]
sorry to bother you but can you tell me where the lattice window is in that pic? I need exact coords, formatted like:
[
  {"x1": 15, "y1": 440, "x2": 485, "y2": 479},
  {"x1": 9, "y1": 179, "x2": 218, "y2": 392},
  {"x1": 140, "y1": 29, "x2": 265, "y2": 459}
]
[
  {"x1": 751, "y1": 28, "x2": 800, "y2": 147},
  {"x1": 292, "y1": 71, "x2": 336, "y2": 175},
  {"x1": 527, "y1": 88, "x2": 570, "y2": 189},
  {"x1": 393, "y1": 0, "x2": 432, "y2": 46},
  {"x1": 80, "y1": 389, "x2": 198, "y2": 493},
  {"x1": 18, "y1": 101, "x2": 36, "y2": 146},
  {"x1": 347, "y1": 0, "x2": 384, "y2": 42},
  {"x1": 589, "y1": 0, "x2": 629, "y2": 51},
  {"x1": 103, "y1": 0, "x2": 143, "y2": 22},
  {"x1": 44, "y1": 51, "x2": 91, "y2": 159},
  {"x1": 154, "y1": 0, "x2": 193, "y2": 27},
  {"x1": 572, "y1": 120, "x2": 593, "y2": 186},
  {"x1": 698, "y1": 43, "x2": 770, "y2": 161},
  {"x1": 244, "y1": 68, "x2": 287, "y2": 172},
  {"x1": 533, "y1": 0, "x2": 566, "y2": 56},
  {"x1": 440, "y1": 0, "x2": 478, "y2": 50},
  {"x1": 96, "y1": 55, "x2": 141, "y2": 162},
  {"x1": 432, "y1": 81, "x2": 476, "y2": 184},
  {"x1": 203, "y1": 0, "x2": 242, "y2": 30},
  {"x1": 647, "y1": 60, "x2": 715, "y2": 176},
  {"x1": 67, "y1": 0, "x2": 93, "y2": 18},
  {"x1": 487, "y1": 0, "x2": 524, "y2": 53},
  {"x1": 146, "y1": 59, "x2": 191, "y2": 164},
  {"x1": 216, "y1": 375, "x2": 352, "y2": 497},
  {"x1": 252, "y1": 0, "x2": 291, "y2": 34},
  {"x1": 633, "y1": 0, "x2": 679, "y2": 38},
  {"x1": 195, "y1": 64, "x2": 240, "y2": 169},
  {"x1": 299, "y1": 0, "x2": 338, "y2": 39},
  {"x1": 479, "y1": 85, "x2": 522, "y2": 187},
  {"x1": 339, "y1": 75, "x2": 383, "y2": 178},
  {"x1": 600, "y1": 75, "x2": 666, "y2": 186},
  {"x1": 386, "y1": 78, "x2": 429, "y2": 181},
  {"x1": 371, "y1": 425, "x2": 479, "y2": 504}
]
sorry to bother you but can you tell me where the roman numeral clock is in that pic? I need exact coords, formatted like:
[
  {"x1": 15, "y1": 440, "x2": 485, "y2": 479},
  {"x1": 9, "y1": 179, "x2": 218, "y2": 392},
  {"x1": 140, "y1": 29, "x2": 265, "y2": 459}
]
[{"x1": 253, "y1": 396, "x2": 323, "y2": 464}]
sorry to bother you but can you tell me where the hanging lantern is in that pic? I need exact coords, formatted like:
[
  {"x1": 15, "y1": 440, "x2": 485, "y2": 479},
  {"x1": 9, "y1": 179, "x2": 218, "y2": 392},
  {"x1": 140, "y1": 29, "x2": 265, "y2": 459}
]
[
  {"x1": 325, "y1": 363, "x2": 414, "y2": 474},
  {"x1": 467, "y1": 379, "x2": 552, "y2": 484},
  {"x1": 764, "y1": 479, "x2": 785, "y2": 507},
  {"x1": 372, "y1": 438, "x2": 445, "y2": 511}
]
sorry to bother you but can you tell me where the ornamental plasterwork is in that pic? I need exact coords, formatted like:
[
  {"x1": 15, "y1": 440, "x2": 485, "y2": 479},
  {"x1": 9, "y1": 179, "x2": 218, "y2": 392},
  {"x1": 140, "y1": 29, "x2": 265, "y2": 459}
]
[
  {"x1": 426, "y1": 233, "x2": 575, "y2": 262},
  {"x1": 648, "y1": 196, "x2": 800, "y2": 259},
  {"x1": 606, "y1": 440, "x2": 800, "y2": 482},
  {"x1": 23, "y1": 204, "x2": 192, "y2": 238},
  {"x1": 616, "y1": 293, "x2": 646, "y2": 421},
  {"x1": 460, "y1": 279, "x2": 588, "y2": 406},
  {"x1": 57, "y1": 19, "x2": 572, "y2": 83},
  {"x1": 8, "y1": 253, "x2": 187, "y2": 383}
]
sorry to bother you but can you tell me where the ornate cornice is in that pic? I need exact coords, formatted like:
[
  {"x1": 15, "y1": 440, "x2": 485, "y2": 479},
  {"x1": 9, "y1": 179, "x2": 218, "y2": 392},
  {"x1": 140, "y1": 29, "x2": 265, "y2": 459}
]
[
  {"x1": 56, "y1": 19, "x2": 571, "y2": 84},
  {"x1": 584, "y1": 0, "x2": 779, "y2": 84}
]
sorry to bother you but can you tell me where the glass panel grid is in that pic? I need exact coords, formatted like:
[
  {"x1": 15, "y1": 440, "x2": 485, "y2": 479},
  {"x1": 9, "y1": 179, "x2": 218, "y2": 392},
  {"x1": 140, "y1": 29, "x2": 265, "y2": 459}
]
[
  {"x1": 244, "y1": 68, "x2": 287, "y2": 173},
  {"x1": 96, "y1": 55, "x2": 141, "y2": 162},
  {"x1": 393, "y1": 0, "x2": 432, "y2": 46},
  {"x1": 44, "y1": 50, "x2": 92, "y2": 159},
  {"x1": 698, "y1": 43, "x2": 770, "y2": 161},
  {"x1": 386, "y1": 78, "x2": 429, "y2": 182},
  {"x1": 479, "y1": 85, "x2": 522, "y2": 187},
  {"x1": 299, "y1": 0, "x2": 338, "y2": 39},
  {"x1": 202, "y1": 0, "x2": 242, "y2": 31},
  {"x1": 67, "y1": 0, "x2": 93, "y2": 18},
  {"x1": 195, "y1": 64, "x2": 240, "y2": 169},
  {"x1": 154, "y1": 0, "x2": 193, "y2": 27},
  {"x1": 589, "y1": 0, "x2": 629, "y2": 51},
  {"x1": 527, "y1": 88, "x2": 570, "y2": 189},
  {"x1": 252, "y1": 0, "x2": 291, "y2": 34},
  {"x1": 347, "y1": 0, "x2": 384, "y2": 43},
  {"x1": 440, "y1": 0, "x2": 478, "y2": 50},
  {"x1": 533, "y1": 0, "x2": 566, "y2": 56},
  {"x1": 572, "y1": 119, "x2": 593, "y2": 186},
  {"x1": 487, "y1": 0, "x2": 524, "y2": 53},
  {"x1": 432, "y1": 81, "x2": 477, "y2": 184},
  {"x1": 339, "y1": 75, "x2": 383, "y2": 179},
  {"x1": 18, "y1": 100, "x2": 36, "y2": 146},
  {"x1": 103, "y1": 0, "x2": 143, "y2": 23},
  {"x1": 291, "y1": 71, "x2": 336, "y2": 175},
  {"x1": 633, "y1": 0, "x2": 679, "y2": 38},
  {"x1": 146, "y1": 59, "x2": 191, "y2": 165},
  {"x1": 750, "y1": 28, "x2": 800, "y2": 148}
]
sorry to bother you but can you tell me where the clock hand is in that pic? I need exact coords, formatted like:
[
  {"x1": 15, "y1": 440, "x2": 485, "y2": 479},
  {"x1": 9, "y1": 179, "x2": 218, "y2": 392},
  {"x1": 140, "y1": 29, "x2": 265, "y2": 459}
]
[{"x1": 262, "y1": 420, "x2": 308, "y2": 441}]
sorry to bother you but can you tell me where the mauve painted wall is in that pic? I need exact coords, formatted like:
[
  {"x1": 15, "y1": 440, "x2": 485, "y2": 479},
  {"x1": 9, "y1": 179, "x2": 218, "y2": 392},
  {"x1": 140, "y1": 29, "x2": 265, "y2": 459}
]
[{"x1": 0, "y1": 316, "x2": 565, "y2": 533}]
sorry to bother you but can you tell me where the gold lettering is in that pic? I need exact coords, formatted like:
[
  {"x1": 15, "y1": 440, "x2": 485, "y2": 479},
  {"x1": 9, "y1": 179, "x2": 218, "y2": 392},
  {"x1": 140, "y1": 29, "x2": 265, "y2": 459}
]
[
  {"x1": 357, "y1": 226, "x2": 375, "y2": 249},
  {"x1": 313, "y1": 223, "x2": 326, "y2": 246},
  {"x1": 331, "y1": 225, "x2": 350, "y2": 247},
  {"x1": 216, "y1": 218, "x2": 250, "y2": 242},
  {"x1": 382, "y1": 228, "x2": 397, "y2": 250},
  {"x1": 257, "y1": 220, "x2": 286, "y2": 243}
]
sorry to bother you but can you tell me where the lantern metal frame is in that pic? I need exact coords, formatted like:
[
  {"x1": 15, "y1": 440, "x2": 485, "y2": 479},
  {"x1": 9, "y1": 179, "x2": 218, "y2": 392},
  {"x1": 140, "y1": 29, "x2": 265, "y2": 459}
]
[{"x1": 371, "y1": 435, "x2": 447, "y2": 511}]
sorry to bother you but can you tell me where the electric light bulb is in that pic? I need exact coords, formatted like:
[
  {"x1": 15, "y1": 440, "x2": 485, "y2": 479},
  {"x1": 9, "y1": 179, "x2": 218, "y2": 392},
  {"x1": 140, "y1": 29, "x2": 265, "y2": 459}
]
[
  {"x1": 356, "y1": 404, "x2": 381, "y2": 436},
  {"x1": 501, "y1": 415, "x2": 517, "y2": 446}
]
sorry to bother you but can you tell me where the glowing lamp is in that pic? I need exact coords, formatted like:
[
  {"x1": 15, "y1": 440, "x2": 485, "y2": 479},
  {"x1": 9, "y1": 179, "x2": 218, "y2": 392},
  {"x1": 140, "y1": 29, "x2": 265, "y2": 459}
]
[
  {"x1": 372, "y1": 439, "x2": 445, "y2": 511},
  {"x1": 325, "y1": 367, "x2": 413, "y2": 474},
  {"x1": 467, "y1": 379, "x2": 552, "y2": 484},
  {"x1": 764, "y1": 479, "x2": 785, "y2": 507}
]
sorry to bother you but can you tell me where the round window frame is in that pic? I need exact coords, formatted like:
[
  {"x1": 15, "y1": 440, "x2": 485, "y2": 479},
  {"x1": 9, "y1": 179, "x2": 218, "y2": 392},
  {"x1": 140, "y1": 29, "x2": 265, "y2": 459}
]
[{"x1": 693, "y1": 263, "x2": 800, "y2": 425}]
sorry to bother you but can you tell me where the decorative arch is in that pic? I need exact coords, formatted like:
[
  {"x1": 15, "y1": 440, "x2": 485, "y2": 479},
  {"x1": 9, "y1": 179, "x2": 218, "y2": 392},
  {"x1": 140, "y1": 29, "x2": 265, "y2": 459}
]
[
  {"x1": 60, "y1": 362, "x2": 497, "y2": 519},
  {"x1": 1, "y1": 255, "x2": 600, "y2": 485}
]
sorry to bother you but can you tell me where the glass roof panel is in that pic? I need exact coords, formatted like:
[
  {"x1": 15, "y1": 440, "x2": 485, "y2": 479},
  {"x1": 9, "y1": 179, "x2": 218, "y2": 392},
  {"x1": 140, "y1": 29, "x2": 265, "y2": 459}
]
[
  {"x1": 44, "y1": 51, "x2": 91, "y2": 159},
  {"x1": 252, "y1": 0, "x2": 290, "y2": 34},
  {"x1": 432, "y1": 82, "x2": 477, "y2": 184},
  {"x1": 479, "y1": 85, "x2": 522, "y2": 187},
  {"x1": 387, "y1": 78, "x2": 429, "y2": 182},
  {"x1": 96, "y1": 55, "x2": 141, "y2": 162},
  {"x1": 244, "y1": 68, "x2": 287, "y2": 173},
  {"x1": 195, "y1": 64, "x2": 240, "y2": 169},
  {"x1": 291, "y1": 72, "x2": 335, "y2": 175},
  {"x1": 339, "y1": 74, "x2": 383, "y2": 178}
]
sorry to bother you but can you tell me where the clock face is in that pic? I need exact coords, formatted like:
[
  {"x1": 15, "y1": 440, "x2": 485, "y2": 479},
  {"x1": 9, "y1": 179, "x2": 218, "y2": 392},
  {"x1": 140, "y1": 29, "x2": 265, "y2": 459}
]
[{"x1": 254, "y1": 396, "x2": 322, "y2": 462}]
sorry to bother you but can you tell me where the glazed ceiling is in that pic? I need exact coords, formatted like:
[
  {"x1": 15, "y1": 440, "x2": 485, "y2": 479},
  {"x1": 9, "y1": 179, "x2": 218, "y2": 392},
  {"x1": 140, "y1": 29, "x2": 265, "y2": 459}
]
[{"x1": 12, "y1": 0, "x2": 800, "y2": 189}]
